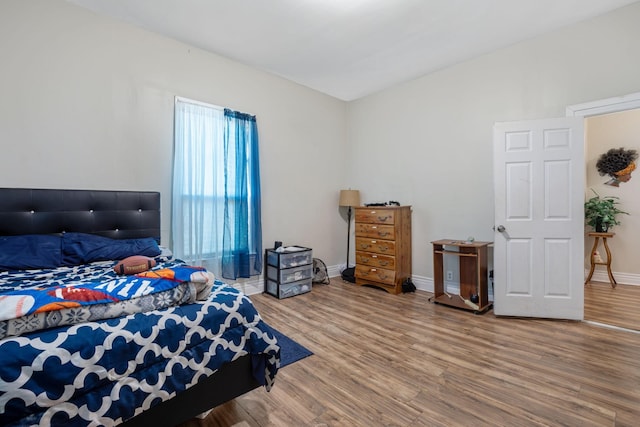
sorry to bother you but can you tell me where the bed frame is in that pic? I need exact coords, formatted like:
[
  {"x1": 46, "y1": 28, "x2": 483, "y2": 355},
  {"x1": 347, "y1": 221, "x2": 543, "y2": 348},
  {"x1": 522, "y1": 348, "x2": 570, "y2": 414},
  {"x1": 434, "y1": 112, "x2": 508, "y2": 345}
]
[{"x1": 0, "y1": 188, "x2": 261, "y2": 426}]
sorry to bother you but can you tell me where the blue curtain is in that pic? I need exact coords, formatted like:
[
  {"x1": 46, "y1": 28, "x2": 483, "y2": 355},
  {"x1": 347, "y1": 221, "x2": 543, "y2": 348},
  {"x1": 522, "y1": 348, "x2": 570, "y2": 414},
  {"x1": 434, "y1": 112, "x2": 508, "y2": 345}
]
[
  {"x1": 221, "y1": 108, "x2": 263, "y2": 279},
  {"x1": 172, "y1": 99, "x2": 262, "y2": 280}
]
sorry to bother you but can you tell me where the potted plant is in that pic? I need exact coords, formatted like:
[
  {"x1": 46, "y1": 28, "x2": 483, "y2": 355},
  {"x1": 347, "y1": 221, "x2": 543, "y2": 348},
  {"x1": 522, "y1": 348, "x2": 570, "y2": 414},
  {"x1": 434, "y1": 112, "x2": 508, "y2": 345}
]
[{"x1": 584, "y1": 189, "x2": 628, "y2": 232}]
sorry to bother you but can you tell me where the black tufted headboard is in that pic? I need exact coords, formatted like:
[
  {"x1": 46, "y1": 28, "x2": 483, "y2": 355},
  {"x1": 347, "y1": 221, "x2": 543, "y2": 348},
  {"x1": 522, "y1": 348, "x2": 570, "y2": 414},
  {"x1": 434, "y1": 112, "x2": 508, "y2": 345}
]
[{"x1": 0, "y1": 188, "x2": 161, "y2": 243}]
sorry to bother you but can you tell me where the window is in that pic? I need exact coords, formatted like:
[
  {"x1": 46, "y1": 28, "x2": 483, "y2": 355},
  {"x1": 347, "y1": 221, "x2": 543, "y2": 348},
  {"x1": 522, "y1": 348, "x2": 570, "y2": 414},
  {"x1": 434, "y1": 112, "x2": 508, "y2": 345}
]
[{"x1": 172, "y1": 97, "x2": 262, "y2": 280}]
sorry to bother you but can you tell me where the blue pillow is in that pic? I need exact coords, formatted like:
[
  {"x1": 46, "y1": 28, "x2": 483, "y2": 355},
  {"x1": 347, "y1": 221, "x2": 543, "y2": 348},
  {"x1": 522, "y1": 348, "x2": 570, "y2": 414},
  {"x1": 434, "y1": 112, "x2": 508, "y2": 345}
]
[
  {"x1": 62, "y1": 232, "x2": 161, "y2": 265},
  {"x1": 0, "y1": 234, "x2": 62, "y2": 271}
]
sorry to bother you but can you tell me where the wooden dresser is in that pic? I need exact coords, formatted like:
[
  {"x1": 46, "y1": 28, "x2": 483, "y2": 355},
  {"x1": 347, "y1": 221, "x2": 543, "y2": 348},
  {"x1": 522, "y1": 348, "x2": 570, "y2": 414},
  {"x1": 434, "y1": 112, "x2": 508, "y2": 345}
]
[{"x1": 354, "y1": 205, "x2": 412, "y2": 294}]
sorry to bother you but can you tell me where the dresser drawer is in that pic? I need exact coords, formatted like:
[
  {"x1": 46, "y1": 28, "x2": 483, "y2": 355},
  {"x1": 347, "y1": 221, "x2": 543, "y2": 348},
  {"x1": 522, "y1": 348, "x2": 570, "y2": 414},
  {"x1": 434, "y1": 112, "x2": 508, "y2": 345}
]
[
  {"x1": 355, "y1": 237, "x2": 396, "y2": 255},
  {"x1": 354, "y1": 209, "x2": 395, "y2": 225},
  {"x1": 355, "y1": 251, "x2": 395, "y2": 269},
  {"x1": 355, "y1": 265, "x2": 396, "y2": 286},
  {"x1": 355, "y1": 223, "x2": 395, "y2": 239}
]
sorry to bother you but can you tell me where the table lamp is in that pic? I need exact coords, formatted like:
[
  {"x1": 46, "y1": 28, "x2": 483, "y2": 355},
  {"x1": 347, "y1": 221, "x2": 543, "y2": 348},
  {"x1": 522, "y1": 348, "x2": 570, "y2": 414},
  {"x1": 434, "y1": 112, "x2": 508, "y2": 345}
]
[{"x1": 339, "y1": 189, "x2": 360, "y2": 282}]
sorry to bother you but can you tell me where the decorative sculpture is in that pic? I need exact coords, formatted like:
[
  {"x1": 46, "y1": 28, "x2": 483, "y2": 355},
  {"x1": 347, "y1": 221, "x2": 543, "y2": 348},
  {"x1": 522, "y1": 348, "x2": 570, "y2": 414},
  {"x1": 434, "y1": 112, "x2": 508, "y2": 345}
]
[{"x1": 596, "y1": 147, "x2": 638, "y2": 187}]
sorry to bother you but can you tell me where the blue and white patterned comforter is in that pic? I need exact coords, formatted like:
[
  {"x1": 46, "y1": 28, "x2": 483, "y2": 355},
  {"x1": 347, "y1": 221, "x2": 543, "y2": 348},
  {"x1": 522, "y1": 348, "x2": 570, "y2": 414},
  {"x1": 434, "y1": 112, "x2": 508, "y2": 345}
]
[{"x1": 0, "y1": 268, "x2": 280, "y2": 426}]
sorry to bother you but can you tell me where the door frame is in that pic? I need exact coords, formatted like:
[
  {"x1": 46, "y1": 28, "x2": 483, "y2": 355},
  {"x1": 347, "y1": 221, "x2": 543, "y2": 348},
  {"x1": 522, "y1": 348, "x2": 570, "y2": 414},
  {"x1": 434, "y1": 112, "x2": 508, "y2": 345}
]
[
  {"x1": 566, "y1": 91, "x2": 640, "y2": 331},
  {"x1": 566, "y1": 91, "x2": 640, "y2": 118}
]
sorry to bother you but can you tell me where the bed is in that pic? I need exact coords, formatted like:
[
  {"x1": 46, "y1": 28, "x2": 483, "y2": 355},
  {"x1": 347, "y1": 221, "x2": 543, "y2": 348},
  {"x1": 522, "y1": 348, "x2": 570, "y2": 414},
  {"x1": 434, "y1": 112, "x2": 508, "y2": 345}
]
[{"x1": 0, "y1": 188, "x2": 279, "y2": 427}]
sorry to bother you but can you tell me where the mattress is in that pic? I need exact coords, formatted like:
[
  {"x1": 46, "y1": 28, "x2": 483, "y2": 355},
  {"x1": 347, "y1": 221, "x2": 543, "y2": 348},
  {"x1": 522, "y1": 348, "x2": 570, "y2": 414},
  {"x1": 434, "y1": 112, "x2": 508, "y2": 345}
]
[{"x1": 0, "y1": 263, "x2": 280, "y2": 426}]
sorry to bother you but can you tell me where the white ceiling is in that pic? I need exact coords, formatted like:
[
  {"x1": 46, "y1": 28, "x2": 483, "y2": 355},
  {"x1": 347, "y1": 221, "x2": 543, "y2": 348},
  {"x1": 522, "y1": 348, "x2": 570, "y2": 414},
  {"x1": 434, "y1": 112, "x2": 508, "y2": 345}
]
[{"x1": 66, "y1": 0, "x2": 639, "y2": 101}]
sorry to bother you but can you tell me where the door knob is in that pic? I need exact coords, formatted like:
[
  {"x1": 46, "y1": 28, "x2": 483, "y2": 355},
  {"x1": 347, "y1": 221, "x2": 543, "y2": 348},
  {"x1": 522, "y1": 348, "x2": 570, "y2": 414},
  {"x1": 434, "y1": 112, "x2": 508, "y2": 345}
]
[{"x1": 496, "y1": 225, "x2": 506, "y2": 232}]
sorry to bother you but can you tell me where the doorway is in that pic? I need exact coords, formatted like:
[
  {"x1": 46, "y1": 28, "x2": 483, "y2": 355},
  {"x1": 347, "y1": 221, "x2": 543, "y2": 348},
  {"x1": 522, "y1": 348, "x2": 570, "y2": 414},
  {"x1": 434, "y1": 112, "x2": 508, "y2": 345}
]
[{"x1": 568, "y1": 92, "x2": 640, "y2": 332}]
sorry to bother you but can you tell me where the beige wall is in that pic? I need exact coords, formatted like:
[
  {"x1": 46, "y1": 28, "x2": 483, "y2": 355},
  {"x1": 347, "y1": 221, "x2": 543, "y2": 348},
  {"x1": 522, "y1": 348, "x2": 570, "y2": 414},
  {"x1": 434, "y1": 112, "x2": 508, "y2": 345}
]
[
  {"x1": 0, "y1": 0, "x2": 348, "y2": 270},
  {"x1": 586, "y1": 109, "x2": 640, "y2": 279},
  {"x1": 347, "y1": 2, "x2": 640, "y2": 284},
  {"x1": 3, "y1": 0, "x2": 640, "y2": 286}
]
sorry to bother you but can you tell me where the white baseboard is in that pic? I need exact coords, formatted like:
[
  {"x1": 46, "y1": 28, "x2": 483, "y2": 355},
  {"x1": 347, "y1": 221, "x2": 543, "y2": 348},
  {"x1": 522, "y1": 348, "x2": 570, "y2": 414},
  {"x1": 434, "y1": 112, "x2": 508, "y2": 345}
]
[
  {"x1": 310, "y1": 265, "x2": 491, "y2": 297},
  {"x1": 585, "y1": 269, "x2": 640, "y2": 286},
  {"x1": 229, "y1": 277, "x2": 264, "y2": 296},
  {"x1": 328, "y1": 264, "x2": 342, "y2": 279},
  {"x1": 410, "y1": 274, "x2": 495, "y2": 299},
  {"x1": 231, "y1": 265, "x2": 640, "y2": 297}
]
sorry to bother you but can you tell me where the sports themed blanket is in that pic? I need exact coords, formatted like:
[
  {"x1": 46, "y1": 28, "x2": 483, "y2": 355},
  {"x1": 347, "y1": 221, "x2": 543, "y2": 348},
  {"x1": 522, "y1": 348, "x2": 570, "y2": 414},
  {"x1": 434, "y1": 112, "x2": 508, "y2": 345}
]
[{"x1": 0, "y1": 260, "x2": 214, "y2": 339}]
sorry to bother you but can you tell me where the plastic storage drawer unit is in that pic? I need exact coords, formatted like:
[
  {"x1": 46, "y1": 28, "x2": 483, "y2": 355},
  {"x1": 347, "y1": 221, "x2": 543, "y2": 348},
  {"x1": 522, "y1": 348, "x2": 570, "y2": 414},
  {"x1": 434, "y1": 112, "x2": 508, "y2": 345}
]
[{"x1": 265, "y1": 246, "x2": 313, "y2": 299}]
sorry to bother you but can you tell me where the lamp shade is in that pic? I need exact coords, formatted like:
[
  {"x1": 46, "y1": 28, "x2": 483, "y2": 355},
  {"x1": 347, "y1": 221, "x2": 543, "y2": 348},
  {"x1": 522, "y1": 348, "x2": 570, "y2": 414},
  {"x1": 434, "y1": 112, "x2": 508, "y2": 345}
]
[{"x1": 339, "y1": 189, "x2": 360, "y2": 207}]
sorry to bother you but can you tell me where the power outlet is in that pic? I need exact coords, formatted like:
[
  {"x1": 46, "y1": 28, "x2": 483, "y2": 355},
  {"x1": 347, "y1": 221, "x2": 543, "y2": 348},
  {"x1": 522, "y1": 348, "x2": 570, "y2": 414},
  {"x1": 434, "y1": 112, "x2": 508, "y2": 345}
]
[{"x1": 446, "y1": 270, "x2": 453, "y2": 281}]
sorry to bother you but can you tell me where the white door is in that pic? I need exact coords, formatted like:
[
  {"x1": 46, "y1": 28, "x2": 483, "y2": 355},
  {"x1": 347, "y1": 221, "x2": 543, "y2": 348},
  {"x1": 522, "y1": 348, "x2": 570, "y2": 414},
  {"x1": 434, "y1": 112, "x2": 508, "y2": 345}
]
[{"x1": 493, "y1": 117, "x2": 584, "y2": 319}]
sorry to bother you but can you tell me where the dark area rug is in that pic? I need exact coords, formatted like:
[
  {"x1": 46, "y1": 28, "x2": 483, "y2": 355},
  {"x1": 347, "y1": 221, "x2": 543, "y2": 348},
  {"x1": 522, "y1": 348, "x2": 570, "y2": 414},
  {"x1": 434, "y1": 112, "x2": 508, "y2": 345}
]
[{"x1": 269, "y1": 327, "x2": 313, "y2": 367}]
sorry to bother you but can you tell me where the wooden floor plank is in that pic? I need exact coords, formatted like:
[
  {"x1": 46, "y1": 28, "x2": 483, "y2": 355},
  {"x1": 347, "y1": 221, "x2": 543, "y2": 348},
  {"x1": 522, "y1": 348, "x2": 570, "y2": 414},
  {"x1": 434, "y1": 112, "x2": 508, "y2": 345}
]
[
  {"x1": 584, "y1": 281, "x2": 640, "y2": 331},
  {"x1": 183, "y1": 279, "x2": 640, "y2": 426}
]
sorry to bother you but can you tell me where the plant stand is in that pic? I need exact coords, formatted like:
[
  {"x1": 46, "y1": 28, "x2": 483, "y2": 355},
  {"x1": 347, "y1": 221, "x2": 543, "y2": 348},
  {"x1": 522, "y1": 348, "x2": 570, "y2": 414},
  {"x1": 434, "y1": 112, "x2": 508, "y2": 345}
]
[{"x1": 585, "y1": 232, "x2": 616, "y2": 288}]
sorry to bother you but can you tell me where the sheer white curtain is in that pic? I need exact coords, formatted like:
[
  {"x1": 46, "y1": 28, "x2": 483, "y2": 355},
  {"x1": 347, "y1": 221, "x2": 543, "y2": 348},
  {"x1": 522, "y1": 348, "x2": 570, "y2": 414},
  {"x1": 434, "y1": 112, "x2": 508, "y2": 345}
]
[{"x1": 172, "y1": 98, "x2": 226, "y2": 273}]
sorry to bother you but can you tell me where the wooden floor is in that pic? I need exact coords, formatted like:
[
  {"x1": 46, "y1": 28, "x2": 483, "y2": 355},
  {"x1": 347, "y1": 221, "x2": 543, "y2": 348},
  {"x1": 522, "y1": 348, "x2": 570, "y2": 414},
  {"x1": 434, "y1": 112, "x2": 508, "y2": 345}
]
[
  {"x1": 185, "y1": 279, "x2": 640, "y2": 427},
  {"x1": 584, "y1": 281, "x2": 640, "y2": 331}
]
